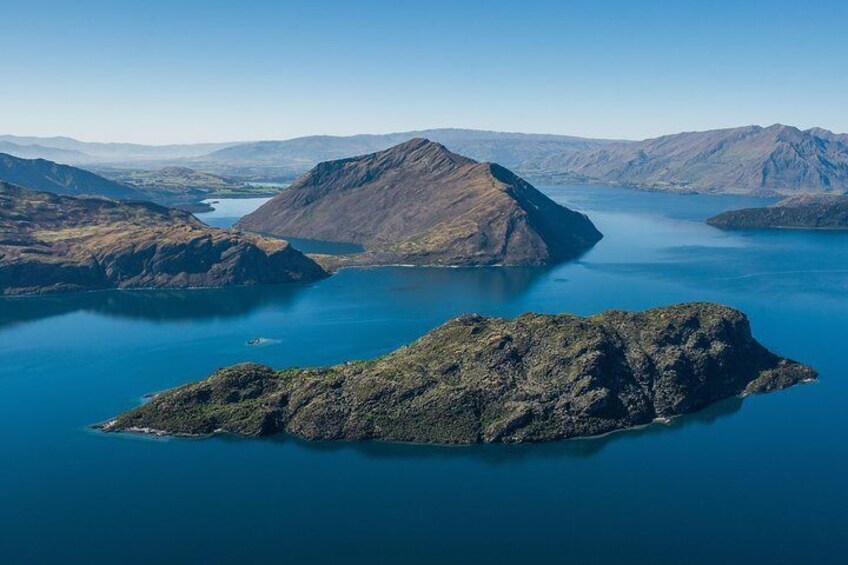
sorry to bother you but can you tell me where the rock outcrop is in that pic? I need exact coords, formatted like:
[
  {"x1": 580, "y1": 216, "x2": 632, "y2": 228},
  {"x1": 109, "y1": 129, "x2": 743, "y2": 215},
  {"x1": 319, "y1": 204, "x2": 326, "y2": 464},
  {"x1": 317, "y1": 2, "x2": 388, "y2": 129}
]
[
  {"x1": 0, "y1": 182, "x2": 327, "y2": 295},
  {"x1": 236, "y1": 139, "x2": 602, "y2": 266},
  {"x1": 101, "y1": 303, "x2": 815, "y2": 444},
  {"x1": 707, "y1": 194, "x2": 848, "y2": 230}
]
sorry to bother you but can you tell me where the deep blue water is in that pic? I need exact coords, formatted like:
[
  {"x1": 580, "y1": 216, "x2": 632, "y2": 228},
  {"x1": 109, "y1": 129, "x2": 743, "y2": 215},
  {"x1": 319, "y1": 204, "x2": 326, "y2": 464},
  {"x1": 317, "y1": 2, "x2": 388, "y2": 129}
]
[{"x1": 2, "y1": 186, "x2": 846, "y2": 564}]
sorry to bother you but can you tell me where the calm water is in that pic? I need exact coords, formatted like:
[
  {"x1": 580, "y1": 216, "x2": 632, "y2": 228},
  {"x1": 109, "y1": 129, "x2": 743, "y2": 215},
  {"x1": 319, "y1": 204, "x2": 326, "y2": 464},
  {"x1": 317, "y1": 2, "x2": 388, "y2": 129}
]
[{"x1": 2, "y1": 186, "x2": 846, "y2": 564}]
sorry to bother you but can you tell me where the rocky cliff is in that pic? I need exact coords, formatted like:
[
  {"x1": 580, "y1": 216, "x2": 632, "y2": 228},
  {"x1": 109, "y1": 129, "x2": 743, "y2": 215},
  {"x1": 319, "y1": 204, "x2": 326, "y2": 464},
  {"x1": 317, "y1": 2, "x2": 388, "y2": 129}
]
[
  {"x1": 0, "y1": 182, "x2": 327, "y2": 295},
  {"x1": 101, "y1": 303, "x2": 815, "y2": 444}
]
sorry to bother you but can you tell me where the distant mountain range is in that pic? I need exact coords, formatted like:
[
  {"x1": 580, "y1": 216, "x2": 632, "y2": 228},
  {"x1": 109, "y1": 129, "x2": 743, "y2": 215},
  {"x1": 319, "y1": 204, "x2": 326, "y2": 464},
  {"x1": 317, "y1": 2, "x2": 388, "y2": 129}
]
[
  {"x1": 0, "y1": 135, "x2": 240, "y2": 164},
  {"x1": 199, "y1": 129, "x2": 611, "y2": 176},
  {"x1": 3, "y1": 124, "x2": 848, "y2": 196},
  {"x1": 522, "y1": 124, "x2": 848, "y2": 195}
]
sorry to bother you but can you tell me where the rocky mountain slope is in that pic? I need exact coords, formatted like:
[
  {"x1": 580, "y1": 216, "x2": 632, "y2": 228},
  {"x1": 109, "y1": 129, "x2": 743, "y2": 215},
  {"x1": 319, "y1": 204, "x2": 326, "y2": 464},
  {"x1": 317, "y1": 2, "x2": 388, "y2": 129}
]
[
  {"x1": 101, "y1": 303, "x2": 815, "y2": 443},
  {"x1": 0, "y1": 182, "x2": 326, "y2": 296},
  {"x1": 237, "y1": 139, "x2": 602, "y2": 266},
  {"x1": 707, "y1": 194, "x2": 848, "y2": 230},
  {"x1": 523, "y1": 124, "x2": 848, "y2": 195}
]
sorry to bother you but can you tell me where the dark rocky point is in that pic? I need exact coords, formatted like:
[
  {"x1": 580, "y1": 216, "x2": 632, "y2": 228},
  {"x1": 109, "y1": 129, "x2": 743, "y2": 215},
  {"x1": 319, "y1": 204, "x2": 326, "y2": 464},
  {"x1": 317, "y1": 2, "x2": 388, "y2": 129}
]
[{"x1": 707, "y1": 194, "x2": 848, "y2": 230}]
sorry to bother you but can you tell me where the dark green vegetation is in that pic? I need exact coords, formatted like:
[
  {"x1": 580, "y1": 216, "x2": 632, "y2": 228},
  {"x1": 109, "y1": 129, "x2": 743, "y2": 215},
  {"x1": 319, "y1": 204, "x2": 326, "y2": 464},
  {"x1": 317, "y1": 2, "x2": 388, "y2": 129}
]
[
  {"x1": 102, "y1": 303, "x2": 815, "y2": 443},
  {"x1": 522, "y1": 124, "x2": 848, "y2": 195},
  {"x1": 237, "y1": 139, "x2": 602, "y2": 266},
  {"x1": 707, "y1": 195, "x2": 848, "y2": 230},
  {"x1": 0, "y1": 152, "x2": 142, "y2": 200},
  {"x1": 0, "y1": 182, "x2": 326, "y2": 296}
]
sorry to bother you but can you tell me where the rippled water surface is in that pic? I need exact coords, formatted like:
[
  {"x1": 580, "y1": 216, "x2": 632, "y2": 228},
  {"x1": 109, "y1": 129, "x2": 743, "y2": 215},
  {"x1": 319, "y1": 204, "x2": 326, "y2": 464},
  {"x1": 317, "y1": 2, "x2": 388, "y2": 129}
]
[{"x1": 2, "y1": 186, "x2": 845, "y2": 563}]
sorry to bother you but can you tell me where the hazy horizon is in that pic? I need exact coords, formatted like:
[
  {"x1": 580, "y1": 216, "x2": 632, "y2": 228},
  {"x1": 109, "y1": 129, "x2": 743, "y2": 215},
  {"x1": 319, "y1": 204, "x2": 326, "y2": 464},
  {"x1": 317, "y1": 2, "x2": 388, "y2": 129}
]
[
  {"x1": 2, "y1": 0, "x2": 847, "y2": 144},
  {"x1": 4, "y1": 121, "x2": 847, "y2": 148}
]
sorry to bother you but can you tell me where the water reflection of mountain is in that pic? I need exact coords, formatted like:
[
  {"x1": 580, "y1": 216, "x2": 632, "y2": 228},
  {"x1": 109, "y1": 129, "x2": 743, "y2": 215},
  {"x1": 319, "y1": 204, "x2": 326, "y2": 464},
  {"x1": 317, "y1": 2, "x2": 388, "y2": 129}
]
[
  {"x1": 0, "y1": 283, "x2": 314, "y2": 329},
  {"x1": 359, "y1": 266, "x2": 553, "y2": 306},
  {"x1": 261, "y1": 397, "x2": 744, "y2": 465}
]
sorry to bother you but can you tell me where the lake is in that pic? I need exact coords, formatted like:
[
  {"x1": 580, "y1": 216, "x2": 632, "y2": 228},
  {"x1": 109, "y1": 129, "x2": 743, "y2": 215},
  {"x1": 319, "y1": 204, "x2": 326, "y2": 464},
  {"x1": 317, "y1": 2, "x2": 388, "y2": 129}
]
[{"x1": 1, "y1": 185, "x2": 846, "y2": 563}]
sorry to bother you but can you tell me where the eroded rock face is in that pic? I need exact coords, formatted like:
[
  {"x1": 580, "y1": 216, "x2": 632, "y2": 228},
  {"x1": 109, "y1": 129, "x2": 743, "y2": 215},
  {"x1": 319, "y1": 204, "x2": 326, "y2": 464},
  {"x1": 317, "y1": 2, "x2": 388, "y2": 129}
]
[
  {"x1": 707, "y1": 194, "x2": 848, "y2": 230},
  {"x1": 236, "y1": 138, "x2": 602, "y2": 266},
  {"x1": 0, "y1": 182, "x2": 327, "y2": 295},
  {"x1": 102, "y1": 303, "x2": 815, "y2": 444}
]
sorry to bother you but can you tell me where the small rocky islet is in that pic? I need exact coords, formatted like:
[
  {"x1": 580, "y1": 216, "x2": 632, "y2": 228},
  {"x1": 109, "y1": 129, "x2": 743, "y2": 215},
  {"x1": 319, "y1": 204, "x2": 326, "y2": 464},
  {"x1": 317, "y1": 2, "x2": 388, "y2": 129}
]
[{"x1": 100, "y1": 303, "x2": 815, "y2": 444}]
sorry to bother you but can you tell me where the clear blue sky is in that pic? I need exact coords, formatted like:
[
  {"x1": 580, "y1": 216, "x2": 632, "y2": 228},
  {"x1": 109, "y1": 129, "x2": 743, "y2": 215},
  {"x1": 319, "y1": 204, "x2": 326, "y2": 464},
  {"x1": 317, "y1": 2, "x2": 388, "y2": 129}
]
[{"x1": 1, "y1": 0, "x2": 846, "y2": 144}]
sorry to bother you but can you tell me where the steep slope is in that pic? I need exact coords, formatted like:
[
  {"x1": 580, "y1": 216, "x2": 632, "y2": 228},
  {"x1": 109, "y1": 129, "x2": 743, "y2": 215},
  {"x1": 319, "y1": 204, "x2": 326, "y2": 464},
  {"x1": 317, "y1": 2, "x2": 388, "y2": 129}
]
[
  {"x1": 236, "y1": 139, "x2": 602, "y2": 266},
  {"x1": 524, "y1": 124, "x2": 848, "y2": 195},
  {"x1": 100, "y1": 303, "x2": 816, "y2": 443},
  {"x1": 0, "y1": 182, "x2": 327, "y2": 296},
  {"x1": 0, "y1": 153, "x2": 142, "y2": 199},
  {"x1": 707, "y1": 194, "x2": 848, "y2": 230}
]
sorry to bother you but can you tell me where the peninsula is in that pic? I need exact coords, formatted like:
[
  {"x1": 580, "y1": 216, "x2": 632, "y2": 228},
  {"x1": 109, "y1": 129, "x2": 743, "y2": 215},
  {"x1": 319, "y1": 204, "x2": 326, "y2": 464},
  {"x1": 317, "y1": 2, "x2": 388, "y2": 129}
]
[{"x1": 0, "y1": 182, "x2": 327, "y2": 296}]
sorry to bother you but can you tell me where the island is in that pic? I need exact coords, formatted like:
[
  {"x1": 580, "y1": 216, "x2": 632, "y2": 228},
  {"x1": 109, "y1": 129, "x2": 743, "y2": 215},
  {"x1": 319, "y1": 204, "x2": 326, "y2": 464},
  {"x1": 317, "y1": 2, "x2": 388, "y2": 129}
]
[
  {"x1": 0, "y1": 182, "x2": 327, "y2": 296},
  {"x1": 707, "y1": 194, "x2": 848, "y2": 230},
  {"x1": 100, "y1": 303, "x2": 815, "y2": 444},
  {"x1": 236, "y1": 138, "x2": 602, "y2": 267}
]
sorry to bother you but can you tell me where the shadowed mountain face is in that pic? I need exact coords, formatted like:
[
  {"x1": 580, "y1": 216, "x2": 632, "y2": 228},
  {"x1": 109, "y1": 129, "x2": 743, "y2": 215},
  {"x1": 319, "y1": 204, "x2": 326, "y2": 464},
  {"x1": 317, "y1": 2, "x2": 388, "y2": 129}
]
[
  {"x1": 0, "y1": 182, "x2": 327, "y2": 296},
  {"x1": 707, "y1": 194, "x2": 848, "y2": 230},
  {"x1": 0, "y1": 152, "x2": 142, "y2": 200},
  {"x1": 101, "y1": 303, "x2": 816, "y2": 444},
  {"x1": 523, "y1": 124, "x2": 848, "y2": 195},
  {"x1": 237, "y1": 139, "x2": 602, "y2": 266}
]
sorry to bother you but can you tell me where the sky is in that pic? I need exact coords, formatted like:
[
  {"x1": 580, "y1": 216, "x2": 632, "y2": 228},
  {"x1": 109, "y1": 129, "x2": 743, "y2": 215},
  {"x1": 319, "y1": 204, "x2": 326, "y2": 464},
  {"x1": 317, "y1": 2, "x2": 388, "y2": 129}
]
[{"x1": 1, "y1": 0, "x2": 846, "y2": 144}]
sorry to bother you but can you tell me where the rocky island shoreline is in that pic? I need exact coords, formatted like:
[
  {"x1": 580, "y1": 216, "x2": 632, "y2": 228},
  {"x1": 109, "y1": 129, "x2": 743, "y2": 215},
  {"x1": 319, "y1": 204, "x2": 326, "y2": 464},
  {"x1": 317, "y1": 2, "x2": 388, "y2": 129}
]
[{"x1": 99, "y1": 303, "x2": 815, "y2": 444}]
